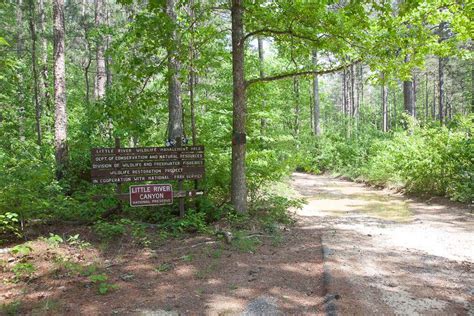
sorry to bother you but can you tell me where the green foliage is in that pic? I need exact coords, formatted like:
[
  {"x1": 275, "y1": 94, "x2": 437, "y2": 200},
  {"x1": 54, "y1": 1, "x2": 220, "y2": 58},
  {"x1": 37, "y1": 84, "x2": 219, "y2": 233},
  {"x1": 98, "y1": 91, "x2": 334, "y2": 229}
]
[
  {"x1": 89, "y1": 274, "x2": 118, "y2": 295},
  {"x1": 0, "y1": 212, "x2": 21, "y2": 239},
  {"x1": 41, "y1": 233, "x2": 64, "y2": 247},
  {"x1": 231, "y1": 231, "x2": 261, "y2": 253},
  {"x1": 10, "y1": 244, "x2": 32, "y2": 256},
  {"x1": 315, "y1": 115, "x2": 473, "y2": 203},
  {"x1": 67, "y1": 234, "x2": 91, "y2": 249},
  {"x1": 1, "y1": 301, "x2": 22, "y2": 316},
  {"x1": 12, "y1": 262, "x2": 36, "y2": 282},
  {"x1": 155, "y1": 262, "x2": 173, "y2": 272},
  {"x1": 93, "y1": 221, "x2": 126, "y2": 241}
]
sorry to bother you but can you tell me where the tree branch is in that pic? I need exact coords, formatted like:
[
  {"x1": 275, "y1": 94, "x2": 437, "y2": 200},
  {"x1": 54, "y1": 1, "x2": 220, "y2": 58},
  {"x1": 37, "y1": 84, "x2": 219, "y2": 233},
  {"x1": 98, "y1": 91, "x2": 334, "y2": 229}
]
[
  {"x1": 243, "y1": 28, "x2": 325, "y2": 44},
  {"x1": 245, "y1": 61, "x2": 359, "y2": 88}
]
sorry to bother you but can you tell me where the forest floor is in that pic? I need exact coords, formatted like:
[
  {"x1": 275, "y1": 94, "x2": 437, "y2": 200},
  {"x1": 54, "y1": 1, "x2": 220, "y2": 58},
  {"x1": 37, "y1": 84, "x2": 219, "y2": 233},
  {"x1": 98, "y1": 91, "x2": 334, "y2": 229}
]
[
  {"x1": 291, "y1": 172, "x2": 473, "y2": 315},
  {"x1": 1, "y1": 173, "x2": 473, "y2": 315}
]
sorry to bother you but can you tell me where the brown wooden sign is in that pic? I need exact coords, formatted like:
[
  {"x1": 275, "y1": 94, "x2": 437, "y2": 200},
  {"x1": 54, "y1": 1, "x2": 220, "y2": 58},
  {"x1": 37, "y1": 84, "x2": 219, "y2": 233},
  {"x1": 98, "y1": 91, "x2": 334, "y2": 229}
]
[
  {"x1": 91, "y1": 145, "x2": 205, "y2": 184},
  {"x1": 129, "y1": 184, "x2": 173, "y2": 207}
]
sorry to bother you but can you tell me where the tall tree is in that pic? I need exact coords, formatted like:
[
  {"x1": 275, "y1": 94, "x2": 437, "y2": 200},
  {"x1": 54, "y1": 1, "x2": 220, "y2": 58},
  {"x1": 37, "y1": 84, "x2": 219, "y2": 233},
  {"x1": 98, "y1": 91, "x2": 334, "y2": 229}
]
[
  {"x1": 257, "y1": 36, "x2": 266, "y2": 134},
  {"x1": 94, "y1": 0, "x2": 106, "y2": 100},
  {"x1": 381, "y1": 73, "x2": 388, "y2": 132},
  {"x1": 16, "y1": 0, "x2": 25, "y2": 141},
  {"x1": 188, "y1": 0, "x2": 197, "y2": 145},
  {"x1": 230, "y1": 0, "x2": 247, "y2": 213},
  {"x1": 312, "y1": 50, "x2": 321, "y2": 136},
  {"x1": 53, "y1": 0, "x2": 67, "y2": 179},
  {"x1": 438, "y1": 56, "x2": 446, "y2": 125},
  {"x1": 28, "y1": 0, "x2": 42, "y2": 146},
  {"x1": 166, "y1": 0, "x2": 183, "y2": 142},
  {"x1": 38, "y1": 0, "x2": 50, "y2": 112}
]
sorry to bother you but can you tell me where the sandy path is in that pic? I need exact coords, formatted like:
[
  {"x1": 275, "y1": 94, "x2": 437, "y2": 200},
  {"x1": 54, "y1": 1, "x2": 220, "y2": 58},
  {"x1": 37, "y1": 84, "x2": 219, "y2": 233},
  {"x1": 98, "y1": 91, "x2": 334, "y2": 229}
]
[{"x1": 291, "y1": 172, "x2": 473, "y2": 315}]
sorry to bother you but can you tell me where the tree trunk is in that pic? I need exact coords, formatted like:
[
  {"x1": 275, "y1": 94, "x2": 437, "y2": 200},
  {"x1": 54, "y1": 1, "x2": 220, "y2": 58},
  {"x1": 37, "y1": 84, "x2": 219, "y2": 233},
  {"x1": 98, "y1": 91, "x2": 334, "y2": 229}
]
[
  {"x1": 231, "y1": 0, "x2": 247, "y2": 213},
  {"x1": 393, "y1": 86, "x2": 397, "y2": 129},
  {"x1": 350, "y1": 64, "x2": 355, "y2": 116},
  {"x1": 438, "y1": 56, "x2": 446, "y2": 125},
  {"x1": 94, "y1": 0, "x2": 106, "y2": 100},
  {"x1": 39, "y1": 0, "x2": 50, "y2": 112},
  {"x1": 381, "y1": 73, "x2": 388, "y2": 132},
  {"x1": 166, "y1": 0, "x2": 183, "y2": 142},
  {"x1": 359, "y1": 63, "x2": 364, "y2": 107},
  {"x1": 105, "y1": 2, "x2": 112, "y2": 87},
  {"x1": 16, "y1": 0, "x2": 25, "y2": 141},
  {"x1": 28, "y1": 0, "x2": 42, "y2": 146},
  {"x1": 403, "y1": 56, "x2": 415, "y2": 118},
  {"x1": 342, "y1": 69, "x2": 347, "y2": 115},
  {"x1": 312, "y1": 50, "x2": 321, "y2": 136},
  {"x1": 53, "y1": 0, "x2": 67, "y2": 179},
  {"x1": 413, "y1": 76, "x2": 417, "y2": 118},
  {"x1": 189, "y1": 0, "x2": 197, "y2": 145},
  {"x1": 257, "y1": 36, "x2": 266, "y2": 134},
  {"x1": 425, "y1": 72, "x2": 429, "y2": 121},
  {"x1": 403, "y1": 80, "x2": 415, "y2": 117},
  {"x1": 293, "y1": 77, "x2": 300, "y2": 138}
]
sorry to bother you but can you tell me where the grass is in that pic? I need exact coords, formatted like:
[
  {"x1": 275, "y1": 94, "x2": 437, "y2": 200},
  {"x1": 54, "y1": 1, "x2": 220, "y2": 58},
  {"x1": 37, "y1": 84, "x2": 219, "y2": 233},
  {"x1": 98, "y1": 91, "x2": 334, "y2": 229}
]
[{"x1": 156, "y1": 262, "x2": 173, "y2": 272}]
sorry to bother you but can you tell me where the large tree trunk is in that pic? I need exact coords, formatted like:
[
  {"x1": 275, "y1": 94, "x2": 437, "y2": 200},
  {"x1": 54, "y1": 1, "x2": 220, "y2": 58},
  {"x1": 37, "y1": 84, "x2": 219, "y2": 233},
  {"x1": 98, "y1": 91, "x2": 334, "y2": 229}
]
[
  {"x1": 438, "y1": 56, "x2": 446, "y2": 125},
  {"x1": 94, "y1": 0, "x2": 106, "y2": 100},
  {"x1": 166, "y1": 0, "x2": 183, "y2": 141},
  {"x1": 381, "y1": 73, "x2": 388, "y2": 132},
  {"x1": 53, "y1": 0, "x2": 68, "y2": 179},
  {"x1": 28, "y1": 0, "x2": 42, "y2": 146},
  {"x1": 312, "y1": 50, "x2": 321, "y2": 136},
  {"x1": 231, "y1": 0, "x2": 247, "y2": 213}
]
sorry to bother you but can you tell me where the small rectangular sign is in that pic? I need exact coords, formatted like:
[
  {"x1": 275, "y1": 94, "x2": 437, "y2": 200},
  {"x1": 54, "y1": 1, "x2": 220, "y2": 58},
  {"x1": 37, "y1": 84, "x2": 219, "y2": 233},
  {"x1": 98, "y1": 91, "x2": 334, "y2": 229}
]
[{"x1": 129, "y1": 184, "x2": 173, "y2": 207}]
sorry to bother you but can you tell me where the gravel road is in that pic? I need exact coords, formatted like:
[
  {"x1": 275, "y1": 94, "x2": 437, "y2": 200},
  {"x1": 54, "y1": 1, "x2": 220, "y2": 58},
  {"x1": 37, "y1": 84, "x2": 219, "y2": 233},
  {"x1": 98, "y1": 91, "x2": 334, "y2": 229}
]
[{"x1": 291, "y1": 172, "x2": 473, "y2": 315}]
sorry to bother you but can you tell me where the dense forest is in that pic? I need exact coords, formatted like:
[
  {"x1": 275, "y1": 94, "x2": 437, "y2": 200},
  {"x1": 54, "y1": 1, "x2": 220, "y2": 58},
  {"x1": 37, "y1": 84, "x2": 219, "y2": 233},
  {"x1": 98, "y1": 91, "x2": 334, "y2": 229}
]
[{"x1": 0, "y1": 0, "x2": 472, "y2": 237}]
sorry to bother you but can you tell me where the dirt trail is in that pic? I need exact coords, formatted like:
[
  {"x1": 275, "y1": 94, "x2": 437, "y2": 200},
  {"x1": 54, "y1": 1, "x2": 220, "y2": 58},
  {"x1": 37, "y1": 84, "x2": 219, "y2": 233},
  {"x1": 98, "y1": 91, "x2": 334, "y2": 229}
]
[{"x1": 291, "y1": 172, "x2": 473, "y2": 315}]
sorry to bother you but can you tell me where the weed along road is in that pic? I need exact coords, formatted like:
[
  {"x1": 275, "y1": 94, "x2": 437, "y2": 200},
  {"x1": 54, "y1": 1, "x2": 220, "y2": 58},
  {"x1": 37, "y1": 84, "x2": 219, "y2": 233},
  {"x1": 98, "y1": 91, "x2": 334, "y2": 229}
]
[{"x1": 291, "y1": 172, "x2": 473, "y2": 315}]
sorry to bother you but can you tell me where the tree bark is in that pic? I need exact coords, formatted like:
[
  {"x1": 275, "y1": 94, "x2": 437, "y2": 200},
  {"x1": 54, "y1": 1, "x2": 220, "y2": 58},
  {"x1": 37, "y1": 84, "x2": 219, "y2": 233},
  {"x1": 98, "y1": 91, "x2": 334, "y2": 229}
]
[
  {"x1": 16, "y1": 0, "x2": 25, "y2": 141},
  {"x1": 293, "y1": 77, "x2": 300, "y2": 138},
  {"x1": 403, "y1": 56, "x2": 415, "y2": 118},
  {"x1": 312, "y1": 50, "x2": 321, "y2": 136},
  {"x1": 231, "y1": 0, "x2": 247, "y2": 213},
  {"x1": 342, "y1": 69, "x2": 347, "y2": 115},
  {"x1": 189, "y1": 0, "x2": 197, "y2": 145},
  {"x1": 425, "y1": 72, "x2": 429, "y2": 121},
  {"x1": 381, "y1": 73, "x2": 388, "y2": 132},
  {"x1": 257, "y1": 36, "x2": 266, "y2": 134},
  {"x1": 53, "y1": 0, "x2": 68, "y2": 179},
  {"x1": 38, "y1": 0, "x2": 50, "y2": 112},
  {"x1": 28, "y1": 0, "x2": 42, "y2": 146},
  {"x1": 166, "y1": 0, "x2": 184, "y2": 141},
  {"x1": 94, "y1": 0, "x2": 106, "y2": 100},
  {"x1": 403, "y1": 81, "x2": 415, "y2": 117},
  {"x1": 350, "y1": 64, "x2": 355, "y2": 116},
  {"x1": 438, "y1": 56, "x2": 446, "y2": 125}
]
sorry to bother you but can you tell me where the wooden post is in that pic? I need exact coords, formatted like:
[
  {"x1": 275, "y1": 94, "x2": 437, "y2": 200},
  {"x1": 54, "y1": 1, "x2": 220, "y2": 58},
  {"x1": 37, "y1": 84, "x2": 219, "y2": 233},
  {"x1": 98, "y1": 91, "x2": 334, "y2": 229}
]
[
  {"x1": 115, "y1": 137, "x2": 122, "y2": 212},
  {"x1": 176, "y1": 137, "x2": 185, "y2": 217}
]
